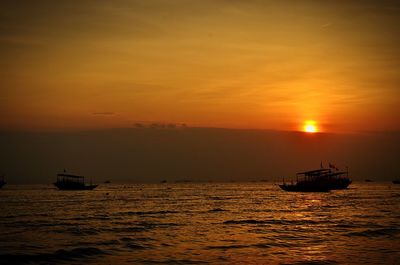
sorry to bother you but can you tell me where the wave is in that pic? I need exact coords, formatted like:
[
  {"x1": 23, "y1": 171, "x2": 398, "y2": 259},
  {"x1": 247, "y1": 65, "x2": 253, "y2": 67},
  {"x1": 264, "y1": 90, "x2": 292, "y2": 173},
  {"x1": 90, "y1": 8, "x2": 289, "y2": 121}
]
[
  {"x1": 243, "y1": 209, "x2": 292, "y2": 213},
  {"x1": 0, "y1": 247, "x2": 107, "y2": 264},
  {"x1": 104, "y1": 222, "x2": 180, "y2": 233},
  {"x1": 2, "y1": 220, "x2": 84, "y2": 229},
  {"x1": 208, "y1": 208, "x2": 226, "y2": 212},
  {"x1": 280, "y1": 260, "x2": 339, "y2": 265},
  {"x1": 120, "y1": 236, "x2": 153, "y2": 243},
  {"x1": 252, "y1": 243, "x2": 272, "y2": 248},
  {"x1": 206, "y1": 244, "x2": 248, "y2": 249},
  {"x1": 334, "y1": 222, "x2": 359, "y2": 228},
  {"x1": 206, "y1": 242, "x2": 272, "y2": 250},
  {"x1": 84, "y1": 239, "x2": 121, "y2": 247},
  {"x1": 345, "y1": 227, "x2": 400, "y2": 238},
  {"x1": 115, "y1": 210, "x2": 178, "y2": 216},
  {"x1": 137, "y1": 258, "x2": 209, "y2": 264},
  {"x1": 101, "y1": 226, "x2": 146, "y2": 233},
  {"x1": 223, "y1": 219, "x2": 320, "y2": 225},
  {"x1": 2, "y1": 213, "x2": 50, "y2": 219},
  {"x1": 124, "y1": 242, "x2": 147, "y2": 250},
  {"x1": 64, "y1": 215, "x2": 111, "y2": 221},
  {"x1": 136, "y1": 221, "x2": 180, "y2": 228},
  {"x1": 119, "y1": 237, "x2": 151, "y2": 250},
  {"x1": 223, "y1": 219, "x2": 269, "y2": 225},
  {"x1": 207, "y1": 196, "x2": 232, "y2": 200}
]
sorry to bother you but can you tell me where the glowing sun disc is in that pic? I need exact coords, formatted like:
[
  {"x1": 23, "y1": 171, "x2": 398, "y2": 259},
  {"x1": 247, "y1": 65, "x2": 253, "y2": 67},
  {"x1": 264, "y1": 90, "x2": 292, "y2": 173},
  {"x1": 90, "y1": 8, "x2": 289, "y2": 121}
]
[{"x1": 303, "y1": 120, "x2": 318, "y2": 133}]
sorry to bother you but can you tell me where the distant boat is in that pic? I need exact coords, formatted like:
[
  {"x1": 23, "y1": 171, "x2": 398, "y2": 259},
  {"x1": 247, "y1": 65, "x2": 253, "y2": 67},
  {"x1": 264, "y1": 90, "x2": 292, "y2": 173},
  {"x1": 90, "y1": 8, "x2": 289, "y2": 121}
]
[
  {"x1": 393, "y1": 180, "x2": 400, "y2": 184},
  {"x1": 54, "y1": 172, "x2": 98, "y2": 190},
  {"x1": 279, "y1": 167, "x2": 352, "y2": 192},
  {"x1": 365, "y1": 179, "x2": 373, "y2": 182},
  {"x1": 0, "y1": 175, "x2": 6, "y2": 189},
  {"x1": 104, "y1": 180, "x2": 111, "y2": 184}
]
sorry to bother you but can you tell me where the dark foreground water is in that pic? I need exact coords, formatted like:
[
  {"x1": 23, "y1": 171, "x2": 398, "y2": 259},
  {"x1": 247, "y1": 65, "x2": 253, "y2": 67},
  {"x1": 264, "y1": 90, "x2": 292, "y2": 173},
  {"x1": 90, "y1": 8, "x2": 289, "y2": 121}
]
[{"x1": 0, "y1": 182, "x2": 399, "y2": 264}]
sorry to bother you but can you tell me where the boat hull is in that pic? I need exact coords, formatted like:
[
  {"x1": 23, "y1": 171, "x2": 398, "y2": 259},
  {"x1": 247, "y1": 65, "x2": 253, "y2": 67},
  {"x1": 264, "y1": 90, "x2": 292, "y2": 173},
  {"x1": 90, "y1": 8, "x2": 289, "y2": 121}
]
[
  {"x1": 279, "y1": 178, "x2": 351, "y2": 192},
  {"x1": 329, "y1": 178, "x2": 352, "y2": 190},
  {"x1": 54, "y1": 182, "x2": 98, "y2": 190},
  {"x1": 279, "y1": 184, "x2": 331, "y2": 192}
]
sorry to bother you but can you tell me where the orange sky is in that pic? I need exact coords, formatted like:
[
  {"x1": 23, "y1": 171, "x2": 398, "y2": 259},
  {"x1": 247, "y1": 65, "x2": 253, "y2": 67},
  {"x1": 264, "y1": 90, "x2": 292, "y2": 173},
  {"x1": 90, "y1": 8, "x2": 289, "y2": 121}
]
[{"x1": 1, "y1": 0, "x2": 399, "y2": 133}]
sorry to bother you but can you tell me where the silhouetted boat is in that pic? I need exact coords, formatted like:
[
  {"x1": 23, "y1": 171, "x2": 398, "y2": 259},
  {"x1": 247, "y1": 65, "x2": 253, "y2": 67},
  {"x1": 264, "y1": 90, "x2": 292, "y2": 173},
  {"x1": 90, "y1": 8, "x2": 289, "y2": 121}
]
[
  {"x1": 0, "y1": 175, "x2": 5, "y2": 189},
  {"x1": 279, "y1": 167, "x2": 351, "y2": 192},
  {"x1": 54, "y1": 172, "x2": 97, "y2": 190},
  {"x1": 365, "y1": 179, "x2": 373, "y2": 182},
  {"x1": 393, "y1": 180, "x2": 400, "y2": 184},
  {"x1": 279, "y1": 169, "x2": 331, "y2": 192}
]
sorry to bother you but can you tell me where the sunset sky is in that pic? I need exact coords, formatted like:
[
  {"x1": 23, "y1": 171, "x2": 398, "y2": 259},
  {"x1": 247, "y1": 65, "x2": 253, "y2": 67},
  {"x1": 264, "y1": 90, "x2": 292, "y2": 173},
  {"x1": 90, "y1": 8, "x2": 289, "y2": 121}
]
[{"x1": 1, "y1": 0, "x2": 399, "y2": 133}]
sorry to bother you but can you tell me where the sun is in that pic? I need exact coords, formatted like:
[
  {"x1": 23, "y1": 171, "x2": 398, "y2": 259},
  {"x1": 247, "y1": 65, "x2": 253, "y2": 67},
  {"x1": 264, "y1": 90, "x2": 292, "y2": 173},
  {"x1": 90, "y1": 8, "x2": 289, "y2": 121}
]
[{"x1": 303, "y1": 120, "x2": 318, "y2": 133}]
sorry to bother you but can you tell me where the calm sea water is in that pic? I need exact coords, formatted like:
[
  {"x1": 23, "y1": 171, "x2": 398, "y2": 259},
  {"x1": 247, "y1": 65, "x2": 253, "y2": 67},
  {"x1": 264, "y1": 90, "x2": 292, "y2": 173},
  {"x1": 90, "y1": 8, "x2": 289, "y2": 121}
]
[{"x1": 0, "y1": 182, "x2": 399, "y2": 264}]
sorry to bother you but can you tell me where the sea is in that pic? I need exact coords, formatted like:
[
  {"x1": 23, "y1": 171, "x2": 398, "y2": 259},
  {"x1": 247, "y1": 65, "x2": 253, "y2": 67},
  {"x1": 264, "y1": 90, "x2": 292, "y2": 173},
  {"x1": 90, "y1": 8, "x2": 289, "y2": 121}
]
[{"x1": 0, "y1": 182, "x2": 399, "y2": 265}]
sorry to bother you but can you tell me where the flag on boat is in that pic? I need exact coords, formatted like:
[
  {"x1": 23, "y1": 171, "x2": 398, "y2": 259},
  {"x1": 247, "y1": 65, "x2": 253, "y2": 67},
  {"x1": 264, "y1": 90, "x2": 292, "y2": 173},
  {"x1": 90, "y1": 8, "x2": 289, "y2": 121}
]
[{"x1": 329, "y1": 163, "x2": 340, "y2": 171}]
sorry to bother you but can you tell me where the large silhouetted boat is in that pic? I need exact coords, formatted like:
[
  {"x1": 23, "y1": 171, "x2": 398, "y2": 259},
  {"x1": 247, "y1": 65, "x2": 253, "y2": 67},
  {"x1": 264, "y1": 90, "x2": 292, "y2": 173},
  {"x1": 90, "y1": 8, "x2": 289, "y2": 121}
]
[
  {"x1": 279, "y1": 166, "x2": 351, "y2": 192},
  {"x1": 54, "y1": 172, "x2": 97, "y2": 190},
  {"x1": 393, "y1": 179, "x2": 400, "y2": 184},
  {"x1": 0, "y1": 175, "x2": 5, "y2": 189}
]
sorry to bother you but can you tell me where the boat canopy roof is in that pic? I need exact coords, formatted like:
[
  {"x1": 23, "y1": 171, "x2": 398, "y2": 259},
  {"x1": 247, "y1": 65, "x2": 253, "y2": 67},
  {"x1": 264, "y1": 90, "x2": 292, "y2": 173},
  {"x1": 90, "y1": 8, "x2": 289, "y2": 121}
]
[
  {"x1": 325, "y1": 171, "x2": 347, "y2": 176},
  {"x1": 57, "y1": 173, "x2": 84, "y2": 179},
  {"x1": 297, "y1": 168, "x2": 330, "y2": 175}
]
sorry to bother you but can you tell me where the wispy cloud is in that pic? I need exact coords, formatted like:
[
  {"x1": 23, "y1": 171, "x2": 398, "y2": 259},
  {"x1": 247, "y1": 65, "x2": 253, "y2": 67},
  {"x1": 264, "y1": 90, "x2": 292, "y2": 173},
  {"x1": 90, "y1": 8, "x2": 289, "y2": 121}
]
[
  {"x1": 92, "y1": 112, "x2": 115, "y2": 116},
  {"x1": 320, "y1": 22, "x2": 332, "y2": 29}
]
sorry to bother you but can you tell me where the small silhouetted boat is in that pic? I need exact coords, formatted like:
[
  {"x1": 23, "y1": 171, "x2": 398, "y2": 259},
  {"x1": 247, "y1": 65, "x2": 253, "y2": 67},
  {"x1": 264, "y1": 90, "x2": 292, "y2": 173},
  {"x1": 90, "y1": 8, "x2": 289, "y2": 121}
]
[
  {"x1": 393, "y1": 179, "x2": 400, "y2": 184},
  {"x1": 0, "y1": 175, "x2": 6, "y2": 189},
  {"x1": 365, "y1": 179, "x2": 373, "y2": 182},
  {"x1": 279, "y1": 166, "x2": 351, "y2": 192},
  {"x1": 54, "y1": 172, "x2": 97, "y2": 190}
]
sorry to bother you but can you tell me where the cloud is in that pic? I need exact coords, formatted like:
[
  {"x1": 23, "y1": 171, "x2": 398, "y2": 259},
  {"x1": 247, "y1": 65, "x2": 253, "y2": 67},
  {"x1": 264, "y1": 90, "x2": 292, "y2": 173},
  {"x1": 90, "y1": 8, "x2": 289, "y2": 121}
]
[
  {"x1": 320, "y1": 22, "x2": 332, "y2": 29},
  {"x1": 92, "y1": 112, "x2": 115, "y2": 116},
  {"x1": 134, "y1": 122, "x2": 187, "y2": 129}
]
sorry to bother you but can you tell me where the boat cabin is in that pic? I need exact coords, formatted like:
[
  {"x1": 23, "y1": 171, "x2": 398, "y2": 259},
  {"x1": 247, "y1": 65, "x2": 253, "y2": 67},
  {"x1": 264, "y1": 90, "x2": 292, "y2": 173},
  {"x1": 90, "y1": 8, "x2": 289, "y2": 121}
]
[{"x1": 56, "y1": 173, "x2": 86, "y2": 184}]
